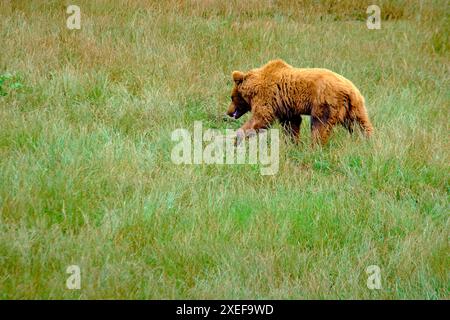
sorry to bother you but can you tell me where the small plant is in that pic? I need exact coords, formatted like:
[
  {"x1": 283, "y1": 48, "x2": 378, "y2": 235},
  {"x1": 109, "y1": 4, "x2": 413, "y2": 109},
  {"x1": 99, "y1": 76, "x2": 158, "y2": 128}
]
[{"x1": 0, "y1": 72, "x2": 23, "y2": 96}]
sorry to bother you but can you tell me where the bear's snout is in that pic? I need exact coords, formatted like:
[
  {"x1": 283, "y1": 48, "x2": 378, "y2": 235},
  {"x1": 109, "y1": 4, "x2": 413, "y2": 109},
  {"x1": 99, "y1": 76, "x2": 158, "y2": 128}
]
[
  {"x1": 226, "y1": 104, "x2": 237, "y2": 118},
  {"x1": 226, "y1": 103, "x2": 246, "y2": 120},
  {"x1": 227, "y1": 110, "x2": 240, "y2": 120}
]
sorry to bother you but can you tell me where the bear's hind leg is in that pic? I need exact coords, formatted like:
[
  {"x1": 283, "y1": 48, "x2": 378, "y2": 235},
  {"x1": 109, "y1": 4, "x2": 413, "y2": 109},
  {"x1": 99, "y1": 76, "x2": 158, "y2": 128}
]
[
  {"x1": 311, "y1": 116, "x2": 336, "y2": 145},
  {"x1": 342, "y1": 118, "x2": 354, "y2": 134},
  {"x1": 356, "y1": 112, "x2": 373, "y2": 137},
  {"x1": 310, "y1": 103, "x2": 340, "y2": 145},
  {"x1": 352, "y1": 99, "x2": 373, "y2": 137}
]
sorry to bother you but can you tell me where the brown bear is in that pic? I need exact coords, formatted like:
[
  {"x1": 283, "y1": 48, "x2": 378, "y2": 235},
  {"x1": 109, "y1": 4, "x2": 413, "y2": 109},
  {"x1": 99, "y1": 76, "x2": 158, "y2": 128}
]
[{"x1": 226, "y1": 59, "x2": 373, "y2": 145}]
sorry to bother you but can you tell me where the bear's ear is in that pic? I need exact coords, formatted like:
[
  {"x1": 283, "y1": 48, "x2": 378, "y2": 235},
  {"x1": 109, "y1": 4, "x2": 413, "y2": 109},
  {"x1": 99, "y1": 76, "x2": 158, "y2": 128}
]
[{"x1": 232, "y1": 71, "x2": 244, "y2": 84}]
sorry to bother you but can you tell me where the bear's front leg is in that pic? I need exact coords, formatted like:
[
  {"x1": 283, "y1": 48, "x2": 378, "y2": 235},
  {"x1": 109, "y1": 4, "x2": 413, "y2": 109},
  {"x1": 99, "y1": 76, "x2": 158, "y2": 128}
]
[
  {"x1": 234, "y1": 116, "x2": 272, "y2": 146},
  {"x1": 281, "y1": 117, "x2": 302, "y2": 143}
]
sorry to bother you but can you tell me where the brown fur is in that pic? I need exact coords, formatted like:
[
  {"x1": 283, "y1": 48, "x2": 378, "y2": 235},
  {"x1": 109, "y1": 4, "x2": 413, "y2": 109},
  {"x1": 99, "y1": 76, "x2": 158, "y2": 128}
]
[{"x1": 226, "y1": 59, "x2": 373, "y2": 145}]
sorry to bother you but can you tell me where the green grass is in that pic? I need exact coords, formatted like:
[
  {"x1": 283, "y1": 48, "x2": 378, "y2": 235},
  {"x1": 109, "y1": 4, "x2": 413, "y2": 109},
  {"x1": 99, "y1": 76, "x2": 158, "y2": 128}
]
[{"x1": 0, "y1": 0, "x2": 448, "y2": 299}]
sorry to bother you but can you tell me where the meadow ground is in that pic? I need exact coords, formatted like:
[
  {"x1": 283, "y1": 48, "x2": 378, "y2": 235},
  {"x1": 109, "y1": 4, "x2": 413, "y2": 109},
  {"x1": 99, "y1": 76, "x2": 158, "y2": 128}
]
[{"x1": 0, "y1": 0, "x2": 448, "y2": 299}]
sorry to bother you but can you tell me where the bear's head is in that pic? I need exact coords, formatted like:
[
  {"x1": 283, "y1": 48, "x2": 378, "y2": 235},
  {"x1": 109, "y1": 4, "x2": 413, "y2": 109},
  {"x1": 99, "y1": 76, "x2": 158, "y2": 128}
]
[{"x1": 226, "y1": 71, "x2": 251, "y2": 120}]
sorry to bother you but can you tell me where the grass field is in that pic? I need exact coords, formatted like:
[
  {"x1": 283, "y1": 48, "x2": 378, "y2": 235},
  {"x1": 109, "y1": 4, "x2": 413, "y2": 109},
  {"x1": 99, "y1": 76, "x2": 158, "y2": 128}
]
[{"x1": 0, "y1": 0, "x2": 448, "y2": 299}]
